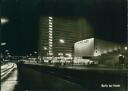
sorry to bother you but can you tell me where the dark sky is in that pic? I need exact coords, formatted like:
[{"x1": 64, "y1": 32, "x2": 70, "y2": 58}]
[{"x1": 1, "y1": 0, "x2": 127, "y2": 55}]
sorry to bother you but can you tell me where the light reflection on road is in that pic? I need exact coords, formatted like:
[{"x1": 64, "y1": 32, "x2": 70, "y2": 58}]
[{"x1": 1, "y1": 64, "x2": 18, "y2": 91}]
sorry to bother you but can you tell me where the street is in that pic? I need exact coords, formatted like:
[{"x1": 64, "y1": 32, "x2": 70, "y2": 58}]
[
  {"x1": 1, "y1": 0, "x2": 127, "y2": 91},
  {"x1": 1, "y1": 63, "x2": 128, "y2": 91}
]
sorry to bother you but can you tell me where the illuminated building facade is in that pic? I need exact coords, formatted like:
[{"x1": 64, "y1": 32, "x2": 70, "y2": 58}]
[
  {"x1": 48, "y1": 17, "x2": 53, "y2": 56},
  {"x1": 74, "y1": 38, "x2": 122, "y2": 57},
  {"x1": 38, "y1": 17, "x2": 94, "y2": 57}
]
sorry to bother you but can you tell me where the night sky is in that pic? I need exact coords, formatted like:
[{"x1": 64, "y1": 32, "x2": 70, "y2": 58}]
[{"x1": 1, "y1": 0, "x2": 127, "y2": 55}]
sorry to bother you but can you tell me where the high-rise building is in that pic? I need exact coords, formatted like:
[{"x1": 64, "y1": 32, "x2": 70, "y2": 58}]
[{"x1": 38, "y1": 16, "x2": 94, "y2": 57}]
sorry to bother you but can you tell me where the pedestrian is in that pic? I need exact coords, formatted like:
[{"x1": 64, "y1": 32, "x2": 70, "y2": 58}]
[
  {"x1": 119, "y1": 54, "x2": 124, "y2": 64},
  {"x1": 118, "y1": 54, "x2": 125, "y2": 68}
]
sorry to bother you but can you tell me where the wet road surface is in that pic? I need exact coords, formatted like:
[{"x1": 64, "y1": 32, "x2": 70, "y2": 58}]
[{"x1": 1, "y1": 63, "x2": 128, "y2": 91}]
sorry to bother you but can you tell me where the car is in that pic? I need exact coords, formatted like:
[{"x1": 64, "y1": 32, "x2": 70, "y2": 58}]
[{"x1": 74, "y1": 58, "x2": 98, "y2": 65}]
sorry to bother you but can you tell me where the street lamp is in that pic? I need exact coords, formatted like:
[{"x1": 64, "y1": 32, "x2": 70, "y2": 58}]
[
  {"x1": 43, "y1": 46, "x2": 47, "y2": 50},
  {"x1": 34, "y1": 51, "x2": 37, "y2": 54},
  {"x1": 1, "y1": 43, "x2": 6, "y2": 46},
  {"x1": 59, "y1": 39, "x2": 65, "y2": 63},
  {"x1": 59, "y1": 39, "x2": 65, "y2": 44},
  {"x1": 124, "y1": 46, "x2": 128, "y2": 51},
  {"x1": 1, "y1": 18, "x2": 9, "y2": 25}
]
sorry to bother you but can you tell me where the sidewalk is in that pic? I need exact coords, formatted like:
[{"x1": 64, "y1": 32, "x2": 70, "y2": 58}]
[{"x1": 1, "y1": 66, "x2": 18, "y2": 91}]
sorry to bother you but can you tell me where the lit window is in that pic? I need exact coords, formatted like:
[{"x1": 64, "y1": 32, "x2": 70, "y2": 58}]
[
  {"x1": 49, "y1": 33, "x2": 52, "y2": 36},
  {"x1": 49, "y1": 17, "x2": 53, "y2": 20},
  {"x1": 49, "y1": 42, "x2": 52, "y2": 44},
  {"x1": 49, "y1": 32, "x2": 52, "y2": 34},
  {"x1": 49, "y1": 39, "x2": 52, "y2": 41},
  {"x1": 49, "y1": 45, "x2": 52, "y2": 47},
  {"x1": 49, "y1": 19, "x2": 52, "y2": 23},
  {"x1": 49, "y1": 36, "x2": 52, "y2": 38},
  {"x1": 49, "y1": 28, "x2": 53, "y2": 30},
  {"x1": 49, "y1": 22, "x2": 53, "y2": 25},
  {"x1": 49, "y1": 47, "x2": 52, "y2": 50},
  {"x1": 49, "y1": 31, "x2": 52, "y2": 33},
  {"x1": 49, "y1": 25, "x2": 53, "y2": 28},
  {"x1": 49, "y1": 53, "x2": 53, "y2": 55}
]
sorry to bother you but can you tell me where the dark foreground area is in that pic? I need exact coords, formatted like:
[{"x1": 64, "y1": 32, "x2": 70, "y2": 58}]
[{"x1": 12, "y1": 63, "x2": 128, "y2": 91}]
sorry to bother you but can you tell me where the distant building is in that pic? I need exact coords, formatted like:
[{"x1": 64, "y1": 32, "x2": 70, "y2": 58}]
[
  {"x1": 38, "y1": 16, "x2": 94, "y2": 57},
  {"x1": 74, "y1": 38, "x2": 122, "y2": 57}
]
